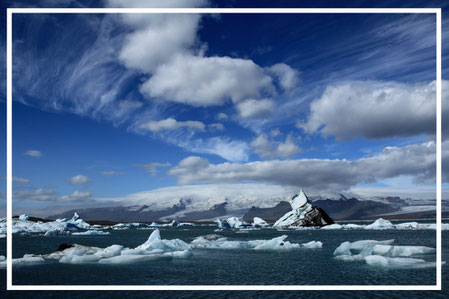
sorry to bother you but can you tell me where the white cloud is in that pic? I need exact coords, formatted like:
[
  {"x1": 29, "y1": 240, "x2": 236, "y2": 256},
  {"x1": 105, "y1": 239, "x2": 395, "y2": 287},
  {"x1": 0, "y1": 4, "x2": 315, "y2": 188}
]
[
  {"x1": 169, "y1": 141, "x2": 447, "y2": 192},
  {"x1": 24, "y1": 150, "x2": 42, "y2": 158},
  {"x1": 235, "y1": 98, "x2": 276, "y2": 119},
  {"x1": 217, "y1": 112, "x2": 228, "y2": 120},
  {"x1": 141, "y1": 54, "x2": 274, "y2": 107},
  {"x1": 135, "y1": 162, "x2": 171, "y2": 175},
  {"x1": 67, "y1": 174, "x2": 91, "y2": 185},
  {"x1": 12, "y1": 177, "x2": 30, "y2": 184},
  {"x1": 100, "y1": 171, "x2": 125, "y2": 175},
  {"x1": 266, "y1": 63, "x2": 300, "y2": 92},
  {"x1": 139, "y1": 117, "x2": 205, "y2": 133},
  {"x1": 59, "y1": 190, "x2": 92, "y2": 202},
  {"x1": 14, "y1": 188, "x2": 57, "y2": 201},
  {"x1": 299, "y1": 80, "x2": 449, "y2": 140},
  {"x1": 250, "y1": 133, "x2": 302, "y2": 159},
  {"x1": 208, "y1": 123, "x2": 225, "y2": 131},
  {"x1": 175, "y1": 137, "x2": 250, "y2": 162}
]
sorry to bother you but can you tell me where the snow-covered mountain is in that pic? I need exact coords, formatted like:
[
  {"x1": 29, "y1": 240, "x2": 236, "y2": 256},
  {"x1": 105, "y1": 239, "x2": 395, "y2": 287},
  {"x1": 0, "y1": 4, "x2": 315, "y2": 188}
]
[{"x1": 45, "y1": 184, "x2": 448, "y2": 222}]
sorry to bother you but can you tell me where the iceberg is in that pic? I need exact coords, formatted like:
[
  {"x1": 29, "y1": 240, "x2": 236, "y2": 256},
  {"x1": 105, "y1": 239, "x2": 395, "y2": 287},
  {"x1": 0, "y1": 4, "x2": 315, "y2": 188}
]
[
  {"x1": 7, "y1": 229, "x2": 191, "y2": 266},
  {"x1": 252, "y1": 217, "x2": 269, "y2": 228},
  {"x1": 273, "y1": 190, "x2": 334, "y2": 228},
  {"x1": 191, "y1": 234, "x2": 321, "y2": 251},
  {"x1": 0, "y1": 213, "x2": 111, "y2": 236},
  {"x1": 364, "y1": 218, "x2": 394, "y2": 230},
  {"x1": 333, "y1": 239, "x2": 441, "y2": 269},
  {"x1": 214, "y1": 217, "x2": 248, "y2": 229},
  {"x1": 19, "y1": 214, "x2": 29, "y2": 221}
]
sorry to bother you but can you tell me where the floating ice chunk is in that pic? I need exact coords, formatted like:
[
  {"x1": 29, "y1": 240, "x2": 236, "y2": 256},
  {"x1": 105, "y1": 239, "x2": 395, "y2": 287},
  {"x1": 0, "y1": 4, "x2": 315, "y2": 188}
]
[
  {"x1": 72, "y1": 230, "x2": 110, "y2": 236},
  {"x1": 226, "y1": 217, "x2": 248, "y2": 228},
  {"x1": 395, "y1": 222, "x2": 419, "y2": 230},
  {"x1": 364, "y1": 218, "x2": 394, "y2": 230},
  {"x1": 192, "y1": 234, "x2": 310, "y2": 251},
  {"x1": 0, "y1": 256, "x2": 46, "y2": 268},
  {"x1": 302, "y1": 241, "x2": 323, "y2": 249},
  {"x1": 253, "y1": 217, "x2": 269, "y2": 227},
  {"x1": 253, "y1": 235, "x2": 300, "y2": 250},
  {"x1": 364, "y1": 255, "x2": 442, "y2": 269},
  {"x1": 44, "y1": 230, "x2": 71, "y2": 236},
  {"x1": 125, "y1": 229, "x2": 190, "y2": 254},
  {"x1": 334, "y1": 241, "x2": 352, "y2": 256},
  {"x1": 19, "y1": 214, "x2": 29, "y2": 221},
  {"x1": 334, "y1": 239, "x2": 441, "y2": 269},
  {"x1": 215, "y1": 219, "x2": 231, "y2": 229},
  {"x1": 372, "y1": 244, "x2": 436, "y2": 257},
  {"x1": 350, "y1": 239, "x2": 395, "y2": 251},
  {"x1": 320, "y1": 224, "x2": 342, "y2": 230},
  {"x1": 99, "y1": 254, "x2": 172, "y2": 264},
  {"x1": 343, "y1": 224, "x2": 364, "y2": 229},
  {"x1": 149, "y1": 222, "x2": 160, "y2": 227}
]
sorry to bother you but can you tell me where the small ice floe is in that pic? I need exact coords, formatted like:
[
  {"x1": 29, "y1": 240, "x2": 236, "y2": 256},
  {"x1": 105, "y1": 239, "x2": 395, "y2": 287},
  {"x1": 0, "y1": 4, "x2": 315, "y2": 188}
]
[
  {"x1": 333, "y1": 239, "x2": 443, "y2": 269},
  {"x1": 364, "y1": 218, "x2": 394, "y2": 230},
  {"x1": 19, "y1": 214, "x2": 29, "y2": 221},
  {"x1": 0, "y1": 229, "x2": 190, "y2": 268},
  {"x1": 215, "y1": 217, "x2": 249, "y2": 229},
  {"x1": 252, "y1": 217, "x2": 269, "y2": 228},
  {"x1": 72, "y1": 230, "x2": 111, "y2": 236},
  {"x1": 191, "y1": 234, "x2": 322, "y2": 251}
]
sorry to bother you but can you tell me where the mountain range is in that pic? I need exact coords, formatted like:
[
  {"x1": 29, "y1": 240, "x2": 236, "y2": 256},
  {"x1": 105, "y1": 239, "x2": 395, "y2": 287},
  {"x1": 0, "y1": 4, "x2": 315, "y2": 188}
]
[{"x1": 48, "y1": 193, "x2": 448, "y2": 223}]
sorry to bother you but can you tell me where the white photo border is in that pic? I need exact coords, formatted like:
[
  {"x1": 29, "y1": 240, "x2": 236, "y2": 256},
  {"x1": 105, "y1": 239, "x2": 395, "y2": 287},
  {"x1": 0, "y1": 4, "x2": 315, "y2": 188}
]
[{"x1": 6, "y1": 7, "x2": 443, "y2": 291}]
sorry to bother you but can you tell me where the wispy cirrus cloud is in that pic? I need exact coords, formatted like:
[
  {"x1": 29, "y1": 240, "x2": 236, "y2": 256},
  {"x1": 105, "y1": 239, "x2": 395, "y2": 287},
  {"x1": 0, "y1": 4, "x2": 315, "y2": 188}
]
[
  {"x1": 135, "y1": 162, "x2": 171, "y2": 176},
  {"x1": 24, "y1": 150, "x2": 42, "y2": 158}
]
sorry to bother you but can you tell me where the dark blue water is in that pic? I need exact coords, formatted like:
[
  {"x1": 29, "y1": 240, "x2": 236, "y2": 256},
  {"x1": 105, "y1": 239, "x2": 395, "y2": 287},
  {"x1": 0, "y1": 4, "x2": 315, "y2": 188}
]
[{"x1": 1, "y1": 221, "x2": 449, "y2": 297}]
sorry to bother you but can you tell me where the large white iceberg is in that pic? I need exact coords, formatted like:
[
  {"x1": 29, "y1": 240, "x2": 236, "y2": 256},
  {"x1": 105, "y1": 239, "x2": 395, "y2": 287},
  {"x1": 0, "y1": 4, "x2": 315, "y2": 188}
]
[{"x1": 273, "y1": 190, "x2": 333, "y2": 227}]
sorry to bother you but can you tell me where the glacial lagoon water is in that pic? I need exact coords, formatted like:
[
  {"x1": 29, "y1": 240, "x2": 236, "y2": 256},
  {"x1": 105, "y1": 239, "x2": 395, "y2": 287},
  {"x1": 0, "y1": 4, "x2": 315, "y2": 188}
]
[{"x1": 1, "y1": 220, "x2": 448, "y2": 298}]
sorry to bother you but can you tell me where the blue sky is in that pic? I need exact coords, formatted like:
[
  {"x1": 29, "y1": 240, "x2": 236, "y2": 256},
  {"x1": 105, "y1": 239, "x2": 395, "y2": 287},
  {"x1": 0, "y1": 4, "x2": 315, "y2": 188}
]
[{"x1": 1, "y1": 0, "x2": 449, "y2": 215}]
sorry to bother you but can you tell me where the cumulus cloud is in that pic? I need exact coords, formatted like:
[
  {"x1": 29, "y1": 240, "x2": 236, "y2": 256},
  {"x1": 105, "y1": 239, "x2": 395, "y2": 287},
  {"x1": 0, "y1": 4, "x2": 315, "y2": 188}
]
[
  {"x1": 135, "y1": 162, "x2": 171, "y2": 175},
  {"x1": 169, "y1": 141, "x2": 447, "y2": 192},
  {"x1": 59, "y1": 190, "x2": 92, "y2": 202},
  {"x1": 24, "y1": 150, "x2": 42, "y2": 158},
  {"x1": 236, "y1": 98, "x2": 276, "y2": 119},
  {"x1": 266, "y1": 63, "x2": 301, "y2": 92},
  {"x1": 100, "y1": 171, "x2": 125, "y2": 175},
  {"x1": 141, "y1": 54, "x2": 274, "y2": 107},
  {"x1": 251, "y1": 133, "x2": 302, "y2": 159},
  {"x1": 67, "y1": 174, "x2": 91, "y2": 185},
  {"x1": 12, "y1": 177, "x2": 30, "y2": 184},
  {"x1": 139, "y1": 117, "x2": 205, "y2": 133},
  {"x1": 299, "y1": 80, "x2": 449, "y2": 140}
]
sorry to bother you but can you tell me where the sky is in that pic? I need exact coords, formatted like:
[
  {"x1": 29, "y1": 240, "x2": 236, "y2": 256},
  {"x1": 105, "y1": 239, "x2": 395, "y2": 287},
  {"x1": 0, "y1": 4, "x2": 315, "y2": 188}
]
[{"x1": 1, "y1": 0, "x2": 449, "y2": 216}]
